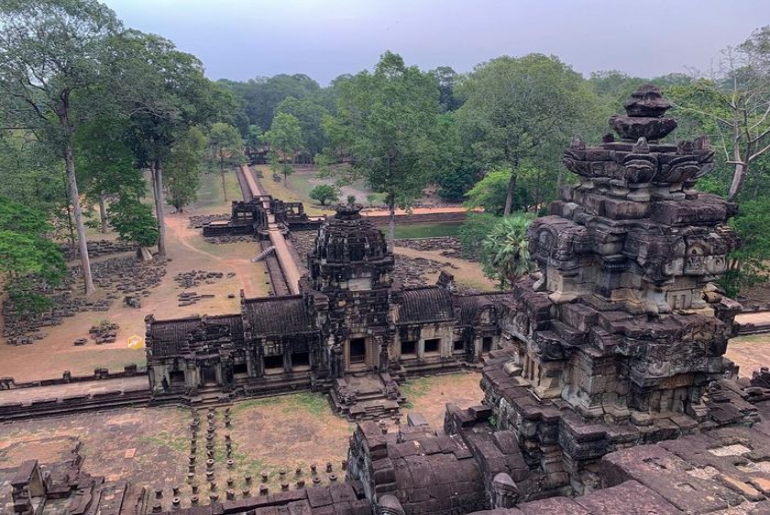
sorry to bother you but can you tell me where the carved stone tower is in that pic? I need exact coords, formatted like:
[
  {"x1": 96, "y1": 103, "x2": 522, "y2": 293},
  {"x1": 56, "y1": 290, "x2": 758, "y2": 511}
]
[
  {"x1": 304, "y1": 204, "x2": 396, "y2": 375},
  {"x1": 488, "y1": 85, "x2": 742, "y2": 419}
]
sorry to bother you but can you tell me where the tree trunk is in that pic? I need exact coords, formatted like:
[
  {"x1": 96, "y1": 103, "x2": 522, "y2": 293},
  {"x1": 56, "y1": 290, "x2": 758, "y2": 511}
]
[
  {"x1": 98, "y1": 194, "x2": 108, "y2": 233},
  {"x1": 727, "y1": 162, "x2": 747, "y2": 202},
  {"x1": 62, "y1": 173, "x2": 76, "y2": 251},
  {"x1": 503, "y1": 172, "x2": 517, "y2": 216},
  {"x1": 65, "y1": 144, "x2": 95, "y2": 296},
  {"x1": 387, "y1": 194, "x2": 396, "y2": 249},
  {"x1": 220, "y1": 153, "x2": 228, "y2": 201},
  {"x1": 154, "y1": 159, "x2": 167, "y2": 257}
]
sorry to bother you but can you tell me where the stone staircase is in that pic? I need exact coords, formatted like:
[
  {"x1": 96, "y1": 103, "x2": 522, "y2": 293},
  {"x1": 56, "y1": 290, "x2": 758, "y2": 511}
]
[
  {"x1": 330, "y1": 374, "x2": 404, "y2": 422},
  {"x1": 187, "y1": 385, "x2": 233, "y2": 408}
]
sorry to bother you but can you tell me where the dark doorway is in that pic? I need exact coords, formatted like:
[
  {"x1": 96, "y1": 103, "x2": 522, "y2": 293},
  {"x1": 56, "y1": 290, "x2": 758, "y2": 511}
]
[
  {"x1": 264, "y1": 355, "x2": 284, "y2": 374},
  {"x1": 401, "y1": 340, "x2": 416, "y2": 357},
  {"x1": 202, "y1": 366, "x2": 217, "y2": 385},
  {"x1": 233, "y1": 363, "x2": 248, "y2": 377},
  {"x1": 292, "y1": 351, "x2": 311, "y2": 370},
  {"x1": 170, "y1": 370, "x2": 185, "y2": 385},
  {"x1": 424, "y1": 338, "x2": 441, "y2": 354},
  {"x1": 349, "y1": 338, "x2": 366, "y2": 364},
  {"x1": 482, "y1": 337, "x2": 494, "y2": 353},
  {"x1": 453, "y1": 340, "x2": 464, "y2": 353}
]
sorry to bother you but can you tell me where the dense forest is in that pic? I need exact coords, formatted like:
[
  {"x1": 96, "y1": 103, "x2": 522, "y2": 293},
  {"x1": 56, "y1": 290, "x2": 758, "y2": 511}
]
[{"x1": 0, "y1": 0, "x2": 769, "y2": 310}]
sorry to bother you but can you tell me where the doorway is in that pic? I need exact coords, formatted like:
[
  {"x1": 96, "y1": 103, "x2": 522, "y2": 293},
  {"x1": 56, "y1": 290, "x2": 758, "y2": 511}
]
[
  {"x1": 349, "y1": 338, "x2": 367, "y2": 365},
  {"x1": 202, "y1": 366, "x2": 217, "y2": 386}
]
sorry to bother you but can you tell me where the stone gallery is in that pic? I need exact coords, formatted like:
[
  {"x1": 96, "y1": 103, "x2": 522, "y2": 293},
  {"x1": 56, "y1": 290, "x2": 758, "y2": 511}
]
[
  {"x1": 8, "y1": 86, "x2": 770, "y2": 514},
  {"x1": 146, "y1": 202, "x2": 504, "y2": 419}
]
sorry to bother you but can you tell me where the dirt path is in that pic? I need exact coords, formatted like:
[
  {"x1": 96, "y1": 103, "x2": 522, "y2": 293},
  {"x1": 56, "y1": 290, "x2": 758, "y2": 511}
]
[{"x1": 0, "y1": 173, "x2": 269, "y2": 382}]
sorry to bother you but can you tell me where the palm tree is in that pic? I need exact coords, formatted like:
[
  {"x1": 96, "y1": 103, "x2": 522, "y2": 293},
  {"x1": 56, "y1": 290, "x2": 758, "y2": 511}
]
[{"x1": 482, "y1": 215, "x2": 534, "y2": 289}]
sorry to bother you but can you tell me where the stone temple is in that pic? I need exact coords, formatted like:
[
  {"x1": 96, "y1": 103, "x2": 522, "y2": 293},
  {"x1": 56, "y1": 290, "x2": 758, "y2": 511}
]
[
  {"x1": 145, "y1": 204, "x2": 504, "y2": 419},
  {"x1": 9, "y1": 86, "x2": 770, "y2": 515}
]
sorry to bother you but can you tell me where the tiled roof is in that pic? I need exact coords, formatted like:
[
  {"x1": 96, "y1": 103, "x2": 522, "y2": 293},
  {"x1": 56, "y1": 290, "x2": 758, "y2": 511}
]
[
  {"x1": 397, "y1": 287, "x2": 455, "y2": 324},
  {"x1": 243, "y1": 296, "x2": 316, "y2": 336},
  {"x1": 147, "y1": 314, "x2": 244, "y2": 357}
]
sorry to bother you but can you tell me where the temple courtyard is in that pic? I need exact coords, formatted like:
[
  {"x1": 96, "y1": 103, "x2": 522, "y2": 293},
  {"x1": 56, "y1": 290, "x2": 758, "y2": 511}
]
[{"x1": 0, "y1": 372, "x2": 482, "y2": 512}]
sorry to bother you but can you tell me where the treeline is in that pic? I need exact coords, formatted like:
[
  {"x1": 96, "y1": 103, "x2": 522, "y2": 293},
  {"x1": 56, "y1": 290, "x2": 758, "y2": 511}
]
[
  {"x1": 216, "y1": 27, "x2": 770, "y2": 294},
  {"x1": 1, "y1": 0, "x2": 769, "y2": 303}
]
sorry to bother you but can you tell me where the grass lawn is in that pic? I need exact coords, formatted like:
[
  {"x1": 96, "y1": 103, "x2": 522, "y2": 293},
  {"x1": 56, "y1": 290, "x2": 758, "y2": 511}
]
[{"x1": 394, "y1": 222, "x2": 462, "y2": 239}]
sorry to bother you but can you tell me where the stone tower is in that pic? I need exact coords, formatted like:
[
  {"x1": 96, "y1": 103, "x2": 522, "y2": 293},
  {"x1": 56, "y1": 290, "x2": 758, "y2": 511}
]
[
  {"x1": 480, "y1": 85, "x2": 750, "y2": 498},
  {"x1": 304, "y1": 204, "x2": 396, "y2": 376},
  {"x1": 484, "y1": 84, "x2": 745, "y2": 424}
]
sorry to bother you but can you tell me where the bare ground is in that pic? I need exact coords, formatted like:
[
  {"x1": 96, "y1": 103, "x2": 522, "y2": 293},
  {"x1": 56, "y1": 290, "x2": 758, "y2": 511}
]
[
  {"x1": 0, "y1": 372, "x2": 482, "y2": 511},
  {"x1": 0, "y1": 172, "x2": 269, "y2": 382}
]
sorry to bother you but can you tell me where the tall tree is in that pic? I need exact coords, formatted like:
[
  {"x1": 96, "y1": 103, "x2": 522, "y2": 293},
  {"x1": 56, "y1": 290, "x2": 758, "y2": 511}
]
[
  {"x1": 669, "y1": 26, "x2": 770, "y2": 201},
  {"x1": 166, "y1": 126, "x2": 206, "y2": 212},
  {"x1": 323, "y1": 51, "x2": 441, "y2": 243},
  {"x1": 430, "y1": 66, "x2": 463, "y2": 112},
  {"x1": 115, "y1": 30, "x2": 213, "y2": 257},
  {"x1": 457, "y1": 54, "x2": 601, "y2": 215},
  {"x1": 75, "y1": 116, "x2": 142, "y2": 233},
  {"x1": 261, "y1": 112, "x2": 303, "y2": 184},
  {"x1": 275, "y1": 96, "x2": 328, "y2": 157},
  {"x1": 0, "y1": 0, "x2": 122, "y2": 295},
  {"x1": 208, "y1": 122, "x2": 244, "y2": 201}
]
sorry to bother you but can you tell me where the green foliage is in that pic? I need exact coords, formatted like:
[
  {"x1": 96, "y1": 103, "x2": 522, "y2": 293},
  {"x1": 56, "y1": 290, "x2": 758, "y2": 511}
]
[
  {"x1": 366, "y1": 192, "x2": 385, "y2": 207},
  {"x1": 308, "y1": 184, "x2": 339, "y2": 206},
  {"x1": 246, "y1": 125, "x2": 262, "y2": 149},
  {"x1": 218, "y1": 74, "x2": 321, "y2": 134},
  {"x1": 75, "y1": 116, "x2": 144, "y2": 200},
  {"x1": 166, "y1": 126, "x2": 207, "y2": 212},
  {"x1": 457, "y1": 54, "x2": 604, "y2": 215},
  {"x1": 666, "y1": 27, "x2": 770, "y2": 201},
  {"x1": 0, "y1": 197, "x2": 66, "y2": 315},
  {"x1": 209, "y1": 122, "x2": 245, "y2": 169},
  {"x1": 347, "y1": 194, "x2": 357, "y2": 206},
  {"x1": 481, "y1": 215, "x2": 535, "y2": 289},
  {"x1": 721, "y1": 197, "x2": 770, "y2": 296},
  {"x1": 275, "y1": 96, "x2": 328, "y2": 156},
  {"x1": 464, "y1": 169, "x2": 512, "y2": 216},
  {"x1": 458, "y1": 213, "x2": 500, "y2": 261},
  {"x1": 262, "y1": 112, "x2": 303, "y2": 183},
  {"x1": 322, "y1": 51, "x2": 441, "y2": 241},
  {"x1": 107, "y1": 196, "x2": 158, "y2": 248}
]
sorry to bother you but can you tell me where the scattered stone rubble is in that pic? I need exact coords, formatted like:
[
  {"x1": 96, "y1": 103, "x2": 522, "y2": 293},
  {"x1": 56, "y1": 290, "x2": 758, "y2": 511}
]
[
  {"x1": 393, "y1": 254, "x2": 458, "y2": 288},
  {"x1": 3, "y1": 256, "x2": 165, "y2": 342},
  {"x1": 177, "y1": 291, "x2": 216, "y2": 307},
  {"x1": 394, "y1": 236, "x2": 462, "y2": 258},
  {"x1": 188, "y1": 214, "x2": 230, "y2": 229},
  {"x1": 203, "y1": 235, "x2": 255, "y2": 244},
  {"x1": 61, "y1": 239, "x2": 135, "y2": 260},
  {"x1": 88, "y1": 321, "x2": 119, "y2": 345},
  {"x1": 173, "y1": 270, "x2": 230, "y2": 289}
]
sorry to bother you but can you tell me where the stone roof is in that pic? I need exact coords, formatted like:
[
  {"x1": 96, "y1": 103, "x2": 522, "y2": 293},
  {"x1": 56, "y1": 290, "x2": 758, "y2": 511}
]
[
  {"x1": 457, "y1": 293, "x2": 510, "y2": 326},
  {"x1": 147, "y1": 314, "x2": 243, "y2": 358},
  {"x1": 242, "y1": 295, "x2": 316, "y2": 336},
  {"x1": 397, "y1": 287, "x2": 455, "y2": 324}
]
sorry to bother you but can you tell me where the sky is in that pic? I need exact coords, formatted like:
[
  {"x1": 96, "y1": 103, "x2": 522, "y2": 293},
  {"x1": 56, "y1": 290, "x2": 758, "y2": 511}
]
[{"x1": 101, "y1": 0, "x2": 770, "y2": 85}]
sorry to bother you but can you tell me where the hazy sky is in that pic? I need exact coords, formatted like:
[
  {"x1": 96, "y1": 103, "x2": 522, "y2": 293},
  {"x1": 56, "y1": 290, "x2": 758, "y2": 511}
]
[{"x1": 101, "y1": 0, "x2": 770, "y2": 84}]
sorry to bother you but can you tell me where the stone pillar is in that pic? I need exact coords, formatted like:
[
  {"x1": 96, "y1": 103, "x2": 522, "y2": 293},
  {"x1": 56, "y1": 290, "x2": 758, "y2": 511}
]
[
  {"x1": 377, "y1": 336, "x2": 389, "y2": 371},
  {"x1": 472, "y1": 335, "x2": 483, "y2": 363}
]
